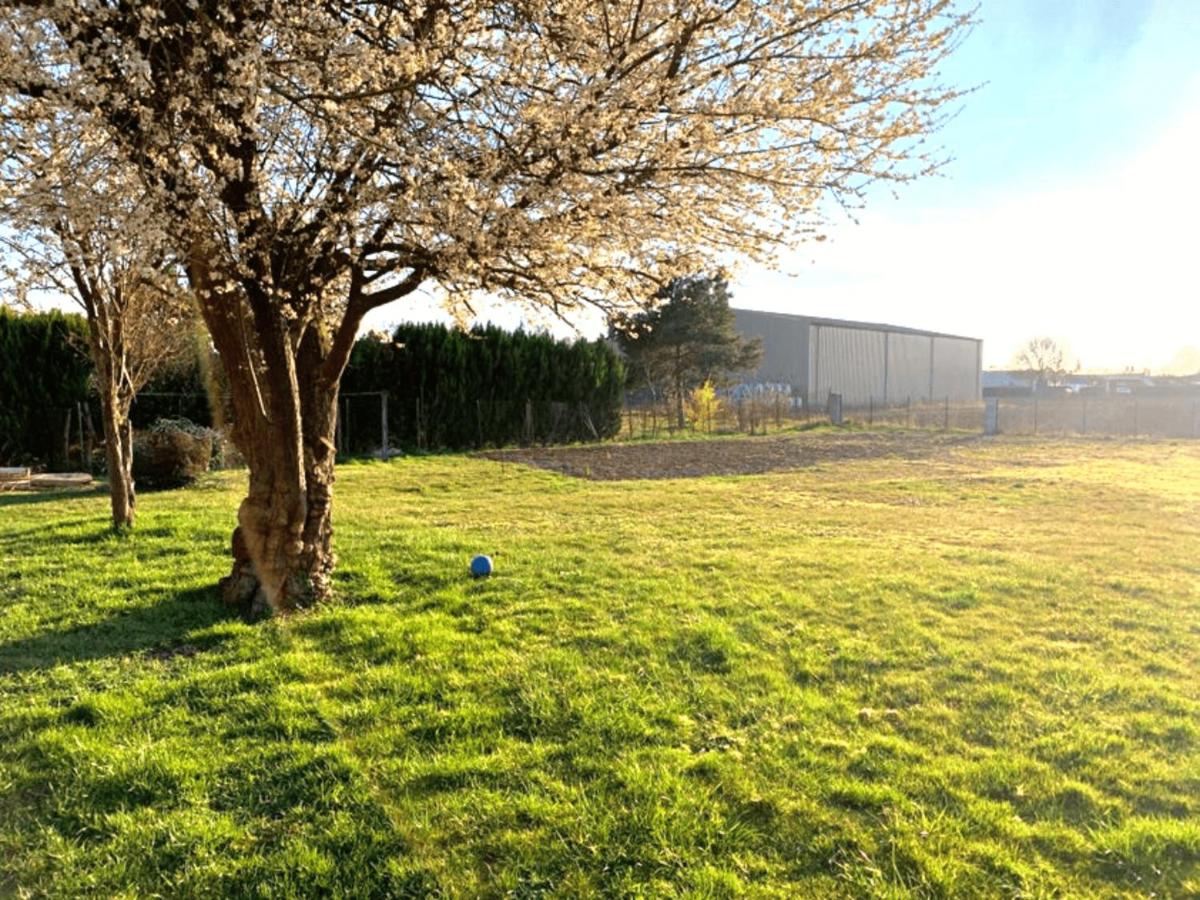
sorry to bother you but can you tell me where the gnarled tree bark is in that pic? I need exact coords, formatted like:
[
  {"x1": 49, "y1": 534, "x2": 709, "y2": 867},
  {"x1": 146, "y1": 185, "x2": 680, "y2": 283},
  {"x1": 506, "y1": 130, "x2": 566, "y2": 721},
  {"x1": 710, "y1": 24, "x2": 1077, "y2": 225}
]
[{"x1": 193, "y1": 249, "x2": 420, "y2": 616}]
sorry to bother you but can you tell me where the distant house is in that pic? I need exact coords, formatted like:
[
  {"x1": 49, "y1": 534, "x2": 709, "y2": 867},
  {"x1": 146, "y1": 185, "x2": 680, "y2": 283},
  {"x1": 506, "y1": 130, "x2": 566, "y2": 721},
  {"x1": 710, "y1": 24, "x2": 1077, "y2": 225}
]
[
  {"x1": 982, "y1": 371, "x2": 1034, "y2": 398},
  {"x1": 1098, "y1": 375, "x2": 1156, "y2": 395},
  {"x1": 983, "y1": 371, "x2": 1200, "y2": 398}
]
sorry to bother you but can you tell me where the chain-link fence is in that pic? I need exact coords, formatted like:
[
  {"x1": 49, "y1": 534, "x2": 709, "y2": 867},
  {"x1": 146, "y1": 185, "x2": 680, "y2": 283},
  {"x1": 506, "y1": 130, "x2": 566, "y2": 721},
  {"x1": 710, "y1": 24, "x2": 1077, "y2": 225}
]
[
  {"x1": 621, "y1": 391, "x2": 987, "y2": 439},
  {"x1": 987, "y1": 393, "x2": 1200, "y2": 438},
  {"x1": 336, "y1": 392, "x2": 612, "y2": 454},
  {"x1": 621, "y1": 390, "x2": 1200, "y2": 441}
]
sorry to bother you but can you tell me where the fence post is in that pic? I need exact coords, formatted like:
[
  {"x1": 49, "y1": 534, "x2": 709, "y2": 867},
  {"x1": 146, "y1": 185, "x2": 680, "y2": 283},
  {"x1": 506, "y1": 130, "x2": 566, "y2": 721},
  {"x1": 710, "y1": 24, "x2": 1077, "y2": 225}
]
[
  {"x1": 984, "y1": 397, "x2": 999, "y2": 435},
  {"x1": 827, "y1": 393, "x2": 844, "y2": 426},
  {"x1": 380, "y1": 390, "x2": 389, "y2": 454},
  {"x1": 62, "y1": 406, "x2": 72, "y2": 469},
  {"x1": 944, "y1": 396, "x2": 949, "y2": 432},
  {"x1": 82, "y1": 402, "x2": 95, "y2": 473},
  {"x1": 1033, "y1": 397, "x2": 1038, "y2": 435},
  {"x1": 868, "y1": 396, "x2": 874, "y2": 427},
  {"x1": 1133, "y1": 396, "x2": 1139, "y2": 436},
  {"x1": 76, "y1": 401, "x2": 86, "y2": 470},
  {"x1": 1082, "y1": 394, "x2": 1087, "y2": 435},
  {"x1": 907, "y1": 396, "x2": 912, "y2": 428}
]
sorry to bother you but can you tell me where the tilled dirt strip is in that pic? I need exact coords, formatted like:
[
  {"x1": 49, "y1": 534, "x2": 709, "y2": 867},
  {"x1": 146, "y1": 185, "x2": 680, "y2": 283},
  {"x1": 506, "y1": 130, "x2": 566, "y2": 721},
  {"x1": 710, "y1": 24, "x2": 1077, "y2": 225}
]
[{"x1": 478, "y1": 430, "x2": 981, "y2": 480}]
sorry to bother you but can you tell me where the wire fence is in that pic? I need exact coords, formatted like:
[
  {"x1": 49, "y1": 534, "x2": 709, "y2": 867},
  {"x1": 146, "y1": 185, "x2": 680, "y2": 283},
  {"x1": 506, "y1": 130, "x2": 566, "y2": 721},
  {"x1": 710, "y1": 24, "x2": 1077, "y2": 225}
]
[
  {"x1": 336, "y1": 392, "x2": 615, "y2": 454},
  {"x1": 620, "y1": 391, "x2": 1200, "y2": 441},
  {"x1": 987, "y1": 393, "x2": 1200, "y2": 439},
  {"x1": 621, "y1": 391, "x2": 986, "y2": 439},
  {"x1": 35, "y1": 388, "x2": 1200, "y2": 474}
]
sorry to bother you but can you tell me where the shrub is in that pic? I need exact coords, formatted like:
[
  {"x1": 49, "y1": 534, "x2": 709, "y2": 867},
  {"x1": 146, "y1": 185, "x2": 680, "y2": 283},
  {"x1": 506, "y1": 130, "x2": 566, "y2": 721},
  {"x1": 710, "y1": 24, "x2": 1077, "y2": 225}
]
[
  {"x1": 133, "y1": 418, "x2": 217, "y2": 489},
  {"x1": 0, "y1": 309, "x2": 224, "y2": 467},
  {"x1": 341, "y1": 323, "x2": 625, "y2": 451},
  {"x1": 0, "y1": 309, "x2": 91, "y2": 467},
  {"x1": 686, "y1": 380, "x2": 721, "y2": 430}
]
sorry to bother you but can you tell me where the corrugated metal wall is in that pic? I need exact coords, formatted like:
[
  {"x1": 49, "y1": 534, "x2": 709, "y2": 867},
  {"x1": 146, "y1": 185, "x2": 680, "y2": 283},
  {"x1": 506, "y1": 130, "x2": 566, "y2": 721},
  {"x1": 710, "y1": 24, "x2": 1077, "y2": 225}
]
[
  {"x1": 885, "y1": 333, "x2": 933, "y2": 404},
  {"x1": 932, "y1": 337, "x2": 981, "y2": 401},
  {"x1": 811, "y1": 330, "x2": 980, "y2": 406},
  {"x1": 732, "y1": 309, "x2": 981, "y2": 409},
  {"x1": 811, "y1": 325, "x2": 886, "y2": 407},
  {"x1": 732, "y1": 309, "x2": 809, "y2": 388}
]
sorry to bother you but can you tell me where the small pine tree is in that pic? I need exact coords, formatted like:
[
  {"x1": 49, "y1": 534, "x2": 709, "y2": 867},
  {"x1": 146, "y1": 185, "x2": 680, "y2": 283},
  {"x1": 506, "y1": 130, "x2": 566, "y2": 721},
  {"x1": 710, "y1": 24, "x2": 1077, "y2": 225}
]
[{"x1": 613, "y1": 275, "x2": 762, "y2": 429}]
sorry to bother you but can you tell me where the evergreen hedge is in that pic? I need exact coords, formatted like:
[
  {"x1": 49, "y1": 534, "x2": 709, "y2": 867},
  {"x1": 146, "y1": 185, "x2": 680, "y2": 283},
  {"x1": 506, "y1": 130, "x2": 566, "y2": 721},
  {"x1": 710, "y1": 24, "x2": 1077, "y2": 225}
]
[
  {"x1": 0, "y1": 309, "x2": 220, "y2": 467},
  {"x1": 341, "y1": 323, "x2": 624, "y2": 451},
  {"x1": 0, "y1": 309, "x2": 92, "y2": 467},
  {"x1": 129, "y1": 356, "x2": 217, "y2": 429},
  {"x1": 1, "y1": 312, "x2": 623, "y2": 464}
]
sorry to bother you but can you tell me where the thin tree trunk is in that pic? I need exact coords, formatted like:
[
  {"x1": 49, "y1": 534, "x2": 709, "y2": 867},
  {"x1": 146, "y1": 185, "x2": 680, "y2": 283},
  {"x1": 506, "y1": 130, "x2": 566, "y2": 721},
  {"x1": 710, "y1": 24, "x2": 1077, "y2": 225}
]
[
  {"x1": 92, "y1": 340, "x2": 136, "y2": 530},
  {"x1": 104, "y1": 417, "x2": 135, "y2": 531},
  {"x1": 673, "y1": 349, "x2": 686, "y2": 431}
]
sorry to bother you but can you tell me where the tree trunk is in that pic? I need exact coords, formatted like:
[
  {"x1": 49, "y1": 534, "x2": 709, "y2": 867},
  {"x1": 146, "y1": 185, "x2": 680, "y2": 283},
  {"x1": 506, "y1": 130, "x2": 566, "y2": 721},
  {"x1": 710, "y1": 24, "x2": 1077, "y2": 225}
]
[
  {"x1": 95, "y1": 360, "x2": 136, "y2": 530},
  {"x1": 222, "y1": 398, "x2": 340, "y2": 619},
  {"x1": 673, "y1": 347, "x2": 686, "y2": 430},
  {"x1": 188, "y1": 245, "x2": 422, "y2": 618},
  {"x1": 216, "y1": 330, "x2": 342, "y2": 616},
  {"x1": 103, "y1": 416, "x2": 135, "y2": 531}
]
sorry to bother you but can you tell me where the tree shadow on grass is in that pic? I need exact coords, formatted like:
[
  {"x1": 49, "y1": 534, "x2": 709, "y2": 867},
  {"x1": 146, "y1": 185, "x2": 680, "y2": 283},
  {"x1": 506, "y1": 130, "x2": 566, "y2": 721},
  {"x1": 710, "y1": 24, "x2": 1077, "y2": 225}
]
[
  {"x1": 0, "y1": 486, "x2": 106, "y2": 509},
  {"x1": 0, "y1": 521, "x2": 224, "y2": 561},
  {"x1": 1, "y1": 520, "x2": 126, "y2": 550},
  {"x1": 0, "y1": 584, "x2": 236, "y2": 676}
]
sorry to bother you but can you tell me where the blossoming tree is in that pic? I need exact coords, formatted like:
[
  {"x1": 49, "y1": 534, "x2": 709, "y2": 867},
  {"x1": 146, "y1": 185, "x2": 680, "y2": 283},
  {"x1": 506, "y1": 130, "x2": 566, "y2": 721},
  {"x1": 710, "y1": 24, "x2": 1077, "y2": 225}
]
[
  {"x1": 0, "y1": 122, "x2": 193, "y2": 529},
  {"x1": 1, "y1": 0, "x2": 971, "y2": 612}
]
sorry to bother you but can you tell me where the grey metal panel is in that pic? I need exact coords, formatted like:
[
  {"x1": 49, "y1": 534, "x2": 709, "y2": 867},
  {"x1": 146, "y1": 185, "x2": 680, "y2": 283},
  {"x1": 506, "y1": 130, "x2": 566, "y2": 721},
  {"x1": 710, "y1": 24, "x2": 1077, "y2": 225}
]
[
  {"x1": 732, "y1": 308, "x2": 809, "y2": 392},
  {"x1": 886, "y1": 332, "x2": 932, "y2": 403},
  {"x1": 812, "y1": 325, "x2": 886, "y2": 407},
  {"x1": 932, "y1": 337, "x2": 983, "y2": 401},
  {"x1": 732, "y1": 308, "x2": 982, "y2": 409}
]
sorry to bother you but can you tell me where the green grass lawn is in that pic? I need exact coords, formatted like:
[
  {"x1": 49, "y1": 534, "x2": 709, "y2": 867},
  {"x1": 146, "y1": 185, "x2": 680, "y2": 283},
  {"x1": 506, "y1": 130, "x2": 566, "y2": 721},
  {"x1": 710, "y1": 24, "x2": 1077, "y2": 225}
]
[{"x1": 1, "y1": 436, "x2": 1198, "y2": 897}]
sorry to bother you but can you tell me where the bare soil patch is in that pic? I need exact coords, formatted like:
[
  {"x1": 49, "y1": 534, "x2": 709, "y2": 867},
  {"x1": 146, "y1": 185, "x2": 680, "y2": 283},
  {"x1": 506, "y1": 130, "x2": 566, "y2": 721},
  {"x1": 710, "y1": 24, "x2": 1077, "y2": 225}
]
[{"x1": 480, "y1": 430, "x2": 981, "y2": 480}]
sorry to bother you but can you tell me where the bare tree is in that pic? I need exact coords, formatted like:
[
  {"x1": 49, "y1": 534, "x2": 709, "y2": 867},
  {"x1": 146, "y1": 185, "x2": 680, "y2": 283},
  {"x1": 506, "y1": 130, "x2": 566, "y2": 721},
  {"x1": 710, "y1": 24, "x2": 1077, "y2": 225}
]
[
  {"x1": 0, "y1": 129, "x2": 194, "y2": 529},
  {"x1": 1, "y1": 1, "x2": 974, "y2": 613},
  {"x1": 1015, "y1": 337, "x2": 1070, "y2": 391}
]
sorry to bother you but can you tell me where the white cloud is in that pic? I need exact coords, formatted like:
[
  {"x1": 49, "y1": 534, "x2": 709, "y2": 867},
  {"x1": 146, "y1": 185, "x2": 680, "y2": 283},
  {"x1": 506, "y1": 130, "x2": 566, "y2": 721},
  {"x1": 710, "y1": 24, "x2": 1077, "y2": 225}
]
[{"x1": 734, "y1": 79, "x2": 1200, "y2": 372}]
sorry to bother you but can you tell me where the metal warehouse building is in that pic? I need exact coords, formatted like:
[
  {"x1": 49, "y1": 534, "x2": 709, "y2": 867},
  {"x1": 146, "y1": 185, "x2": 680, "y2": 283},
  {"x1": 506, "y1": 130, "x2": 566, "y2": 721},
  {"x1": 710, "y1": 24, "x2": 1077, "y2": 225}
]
[{"x1": 733, "y1": 309, "x2": 982, "y2": 408}]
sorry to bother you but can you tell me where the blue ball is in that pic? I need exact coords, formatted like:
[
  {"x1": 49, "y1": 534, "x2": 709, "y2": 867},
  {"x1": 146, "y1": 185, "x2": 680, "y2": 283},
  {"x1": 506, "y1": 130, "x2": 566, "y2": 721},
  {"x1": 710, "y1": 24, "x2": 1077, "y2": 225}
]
[{"x1": 470, "y1": 555, "x2": 493, "y2": 578}]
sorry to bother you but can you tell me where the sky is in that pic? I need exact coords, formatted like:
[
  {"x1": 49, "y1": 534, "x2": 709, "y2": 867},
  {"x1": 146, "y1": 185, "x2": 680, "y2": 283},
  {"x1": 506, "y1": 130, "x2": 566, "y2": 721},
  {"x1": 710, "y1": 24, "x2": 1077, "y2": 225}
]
[{"x1": 372, "y1": 0, "x2": 1200, "y2": 373}]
